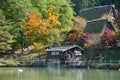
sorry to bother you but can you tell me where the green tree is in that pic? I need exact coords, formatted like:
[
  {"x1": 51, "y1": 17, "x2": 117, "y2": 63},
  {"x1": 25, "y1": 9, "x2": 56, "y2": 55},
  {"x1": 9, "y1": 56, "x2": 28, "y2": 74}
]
[
  {"x1": 115, "y1": 0, "x2": 120, "y2": 11},
  {"x1": 71, "y1": 0, "x2": 114, "y2": 15},
  {"x1": 115, "y1": 29, "x2": 120, "y2": 40},
  {"x1": 98, "y1": 0, "x2": 114, "y2": 6},
  {"x1": 0, "y1": 10, "x2": 14, "y2": 52},
  {"x1": 71, "y1": 0, "x2": 98, "y2": 15},
  {"x1": 114, "y1": 0, "x2": 120, "y2": 30},
  {"x1": 0, "y1": 0, "x2": 41, "y2": 53}
]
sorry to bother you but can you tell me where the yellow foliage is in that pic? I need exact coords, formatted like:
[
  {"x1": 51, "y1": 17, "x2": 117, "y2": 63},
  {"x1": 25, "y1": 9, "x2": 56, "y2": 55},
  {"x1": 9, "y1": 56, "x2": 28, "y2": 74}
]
[
  {"x1": 74, "y1": 27, "x2": 83, "y2": 35},
  {"x1": 33, "y1": 42, "x2": 46, "y2": 51},
  {"x1": 74, "y1": 16, "x2": 87, "y2": 30},
  {"x1": 46, "y1": 5, "x2": 61, "y2": 28},
  {"x1": 84, "y1": 43, "x2": 92, "y2": 48},
  {"x1": 111, "y1": 31, "x2": 115, "y2": 36},
  {"x1": 61, "y1": 27, "x2": 70, "y2": 33}
]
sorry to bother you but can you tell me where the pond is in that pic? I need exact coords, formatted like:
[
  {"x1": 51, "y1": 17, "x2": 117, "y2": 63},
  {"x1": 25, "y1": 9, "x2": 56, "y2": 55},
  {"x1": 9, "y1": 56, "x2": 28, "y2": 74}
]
[{"x1": 0, "y1": 67, "x2": 119, "y2": 80}]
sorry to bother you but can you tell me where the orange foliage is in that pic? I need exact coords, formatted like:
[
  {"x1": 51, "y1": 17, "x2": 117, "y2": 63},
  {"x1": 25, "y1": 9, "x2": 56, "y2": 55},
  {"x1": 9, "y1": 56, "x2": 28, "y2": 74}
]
[
  {"x1": 68, "y1": 33, "x2": 77, "y2": 44},
  {"x1": 25, "y1": 13, "x2": 41, "y2": 28},
  {"x1": 24, "y1": 13, "x2": 42, "y2": 35},
  {"x1": 26, "y1": 30, "x2": 34, "y2": 34},
  {"x1": 24, "y1": 6, "x2": 61, "y2": 35}
]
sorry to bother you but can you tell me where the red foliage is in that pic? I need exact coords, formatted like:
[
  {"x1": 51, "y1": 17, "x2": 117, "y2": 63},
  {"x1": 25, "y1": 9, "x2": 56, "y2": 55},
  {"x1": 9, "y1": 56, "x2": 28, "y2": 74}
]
[
  {"x1": 81, "y1": 33, "x2": 94, "y2": 42},
  {"x1": 100, "y1": 28, "x2": 116, "y2": 46},
  {"x1": 81, "y1": 33, "x2": 95, "y2": 47},
  {"x1": 81, "y1": 28, "x2": 116, "y2": 47}
]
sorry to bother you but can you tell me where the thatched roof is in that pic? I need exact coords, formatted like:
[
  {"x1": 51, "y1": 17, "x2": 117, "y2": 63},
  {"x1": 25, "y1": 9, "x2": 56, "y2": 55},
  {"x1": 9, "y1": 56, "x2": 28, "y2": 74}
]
[
  {"x1": 45, "y1": 45, "x2": 83, "y2": 52},
  {"x1": 84, "y1": 19, "x2": 115, "y2": 34},
  {"x1": 79, "y1": 5, "x2": 117, "y2": 20}
]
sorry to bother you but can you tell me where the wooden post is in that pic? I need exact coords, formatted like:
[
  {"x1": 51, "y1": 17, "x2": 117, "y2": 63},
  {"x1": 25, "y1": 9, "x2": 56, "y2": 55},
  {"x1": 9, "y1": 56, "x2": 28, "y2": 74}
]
[
  {"x1": 110, "y1": 60, "x2": 111, "y2": 64},
  {"x1": 104, "y1": 60, "x2": 106, "y2": 64}
]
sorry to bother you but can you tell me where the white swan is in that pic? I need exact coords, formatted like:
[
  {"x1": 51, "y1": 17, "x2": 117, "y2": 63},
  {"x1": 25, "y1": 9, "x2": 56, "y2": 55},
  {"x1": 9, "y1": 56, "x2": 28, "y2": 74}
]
[{"x1": 18, "y1": 68, "x2": 23, "y2": 73}]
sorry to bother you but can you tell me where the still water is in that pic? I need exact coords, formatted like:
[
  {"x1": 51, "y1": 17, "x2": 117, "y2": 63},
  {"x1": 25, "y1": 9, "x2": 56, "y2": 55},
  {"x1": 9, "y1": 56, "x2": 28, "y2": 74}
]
[{"x1": 0, "y1": 67, "x2": 119, "y2": 80}]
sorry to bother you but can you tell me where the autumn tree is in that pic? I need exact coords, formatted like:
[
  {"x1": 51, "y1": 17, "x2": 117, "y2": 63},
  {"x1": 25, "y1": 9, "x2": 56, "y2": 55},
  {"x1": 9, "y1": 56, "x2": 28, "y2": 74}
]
[
  {"x1": 24, "y1": 13, "x2": 48, "y2": 49},
  {"x1": 81, "y1": 28, "x2": 116, "y2": 47},
  {"x1": 67, "y1": 33, "x2": 77, "y2": 44},
  {"x1": 30, "y1": 0, "x2": 74, "y2": 30},
  {"x1": 24, "y1": 6, "x2": 62, "y2": 49},
  {"x1": 67, "y1": 27, "x2": 83, "y2": 44},
  {"x1": 100, "y1": 28, "x2": 116, "y2": 46},
  {"x1": 46, "y1": 6, "x2": 61, "y2": 28},
  {"x1": 81, "y1": 33, "x2": 95, "y2": 47}
]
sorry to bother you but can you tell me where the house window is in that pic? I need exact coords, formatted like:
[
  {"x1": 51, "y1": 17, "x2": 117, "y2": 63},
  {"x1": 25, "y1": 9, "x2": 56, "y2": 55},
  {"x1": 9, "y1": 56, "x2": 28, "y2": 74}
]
[
  {"x1": 51, "y1": 52, "x2": 55, "y2": 55},
  {"x1": 74, "y1": 50, "x2": 81, "y2": 55},
  {"x1": 51, "y1": 51, "x2": 59, "y2": 55},
  {"x1": 55, "y1": 51, "x2": 59, "y2": 55}
]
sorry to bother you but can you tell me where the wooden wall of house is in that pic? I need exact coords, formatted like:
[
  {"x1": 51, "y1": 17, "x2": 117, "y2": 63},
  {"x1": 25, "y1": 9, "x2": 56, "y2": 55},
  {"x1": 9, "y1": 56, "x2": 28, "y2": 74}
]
[{"x1": 46, "y1": 51, "x2": 63, "y2": 60}]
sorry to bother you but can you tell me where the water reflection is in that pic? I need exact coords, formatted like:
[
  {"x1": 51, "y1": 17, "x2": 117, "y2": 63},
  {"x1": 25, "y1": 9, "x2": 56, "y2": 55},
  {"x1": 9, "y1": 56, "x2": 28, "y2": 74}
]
[
  {"x1": 0, "y1": 67, "x2": 120, "y2": 80},
  {"x1": 47, "y1": 66, "x2": 82, "y2": 80}
]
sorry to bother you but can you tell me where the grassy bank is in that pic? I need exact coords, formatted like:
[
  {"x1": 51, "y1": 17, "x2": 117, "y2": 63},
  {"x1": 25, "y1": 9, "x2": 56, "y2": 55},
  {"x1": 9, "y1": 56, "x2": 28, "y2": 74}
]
[{"x1": 0, "y1": 51, "x2": 47, "y2": 67}]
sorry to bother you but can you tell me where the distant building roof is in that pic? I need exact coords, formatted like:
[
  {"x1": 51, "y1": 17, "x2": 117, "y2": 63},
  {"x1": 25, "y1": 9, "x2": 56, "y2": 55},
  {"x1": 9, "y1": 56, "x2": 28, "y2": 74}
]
[
  {"x1": 84, "y1": 19, "x2": 115, "y2": 34},
  {"x1": 45, "y1": 45, "x2": 83, "y2": 52},
  {"x1": 79, "y1": 5, "x2": 117, "y2": 20}
]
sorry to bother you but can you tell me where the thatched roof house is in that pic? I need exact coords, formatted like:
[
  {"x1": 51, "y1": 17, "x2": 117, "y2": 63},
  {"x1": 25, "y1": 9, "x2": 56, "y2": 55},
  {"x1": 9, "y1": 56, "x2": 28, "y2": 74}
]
[
  {"x1": 84, "y1": 19, "x2": 116, "y2": 34},
  {"x1": 79, "y1": 5, "x2": 118, "y2": 21}
]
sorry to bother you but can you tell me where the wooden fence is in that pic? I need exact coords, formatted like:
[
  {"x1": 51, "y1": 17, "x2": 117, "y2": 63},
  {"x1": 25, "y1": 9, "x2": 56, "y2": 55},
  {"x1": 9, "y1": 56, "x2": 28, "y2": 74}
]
[{"x1": 18, "y1": 59, "x2": 120, "y2": 67}]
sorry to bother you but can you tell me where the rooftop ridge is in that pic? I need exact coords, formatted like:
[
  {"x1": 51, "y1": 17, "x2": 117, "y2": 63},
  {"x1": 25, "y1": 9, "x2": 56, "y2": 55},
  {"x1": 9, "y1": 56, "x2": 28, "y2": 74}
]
[
  {"x1": 79, "y1": 4, "x2": 114, "y2": 12},
  {"x1": 45, "y1": 45, "x2": 83, "y2": 52},
  {"x1": 87, "y1": 18, "x2": 108, "y2": 23}
]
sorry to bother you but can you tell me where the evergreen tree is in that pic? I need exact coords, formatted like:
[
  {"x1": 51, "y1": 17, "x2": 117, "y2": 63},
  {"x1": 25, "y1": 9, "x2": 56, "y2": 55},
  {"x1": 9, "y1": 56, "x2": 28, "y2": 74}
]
[
  {"x1": 71, "y1": 0, "x2": 114, "y2": 15},
  {"x1": 115, "y1": 0, "x2": 120, "y2": 12},
  {"x1": 0, "y1": 10, "x2": 14, "y2": 52},
  {"x1": 0, "y1": 0, "x2": 41, "y2": 53},
  {"x1": 114, "y1": 0, "x2": 120, "y2": 40}
]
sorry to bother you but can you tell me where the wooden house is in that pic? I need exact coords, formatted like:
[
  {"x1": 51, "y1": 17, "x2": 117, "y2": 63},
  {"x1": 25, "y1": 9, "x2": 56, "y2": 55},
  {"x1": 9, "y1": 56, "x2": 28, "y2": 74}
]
[
  {"x1": 81, "y1": 18, "x2": 116, "y2": 47},
  {"x1": 84, "y1": 19, "x2": 116, "y2": 34},
  {"x1": 45, "y1": 45, "x2": 83, "y2": 64},
  {"x1": 74, "y1": 5, "x2": 118, "y2": 30}
]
